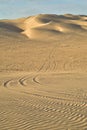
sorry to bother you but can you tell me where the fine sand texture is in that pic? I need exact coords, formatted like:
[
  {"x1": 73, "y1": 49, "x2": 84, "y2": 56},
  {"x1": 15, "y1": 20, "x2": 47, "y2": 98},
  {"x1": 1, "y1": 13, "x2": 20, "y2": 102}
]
[{"x1": 0, "y1": 14, "x2": 87, "y2": 130}]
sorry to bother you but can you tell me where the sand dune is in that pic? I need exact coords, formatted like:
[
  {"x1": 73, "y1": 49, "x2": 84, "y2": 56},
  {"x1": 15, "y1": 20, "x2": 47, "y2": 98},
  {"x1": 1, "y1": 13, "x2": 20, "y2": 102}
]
[
  {"x1": 21, "y1": 14, "x2": 87, "y2": 39},
  {"x1": 0, "y1": 14, "x2": 87, "y2": 130}
]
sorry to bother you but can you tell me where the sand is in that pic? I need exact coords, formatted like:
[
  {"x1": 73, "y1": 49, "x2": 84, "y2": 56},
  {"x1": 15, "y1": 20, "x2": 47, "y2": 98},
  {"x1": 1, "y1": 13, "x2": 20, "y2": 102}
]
[{"x1": 0, "y1": 14, "x2": 87, "y2": 130}]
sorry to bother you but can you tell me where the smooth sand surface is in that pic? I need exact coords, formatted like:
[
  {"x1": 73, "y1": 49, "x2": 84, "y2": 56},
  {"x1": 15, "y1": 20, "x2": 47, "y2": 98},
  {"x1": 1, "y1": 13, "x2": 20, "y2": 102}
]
[{"x1": 0, "y1": 14, "x2": 87, "y2": 130}]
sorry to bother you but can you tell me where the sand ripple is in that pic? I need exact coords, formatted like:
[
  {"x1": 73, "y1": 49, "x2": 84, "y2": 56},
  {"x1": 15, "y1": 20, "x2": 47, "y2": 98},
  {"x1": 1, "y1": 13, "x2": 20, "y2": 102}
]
[{"x1": 0, "y1": 73, "x2": 87, "y2": 130}]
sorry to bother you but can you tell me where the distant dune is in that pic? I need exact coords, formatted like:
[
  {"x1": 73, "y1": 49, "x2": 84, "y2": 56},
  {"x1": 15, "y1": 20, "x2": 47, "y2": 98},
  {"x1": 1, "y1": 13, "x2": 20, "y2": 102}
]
[
  {"x1": 1, "y1": 14, "x2": 87, "y2": 40},
  {"x1": 0, "y1": 14, "x2": 87, "y2": 130},
  {"x1": 0, "y1": 14, "x2": 87, "y2": 72}
]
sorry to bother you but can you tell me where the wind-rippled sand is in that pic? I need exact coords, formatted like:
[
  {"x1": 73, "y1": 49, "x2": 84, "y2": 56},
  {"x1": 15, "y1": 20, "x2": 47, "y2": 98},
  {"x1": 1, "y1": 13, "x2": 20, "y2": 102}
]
[{"x1": 0, "y1": 14, "x2": 87, "y2": 130}]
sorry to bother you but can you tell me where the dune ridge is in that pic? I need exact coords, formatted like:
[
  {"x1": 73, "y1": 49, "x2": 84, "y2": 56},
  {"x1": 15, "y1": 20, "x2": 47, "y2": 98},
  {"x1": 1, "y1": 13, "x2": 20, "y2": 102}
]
[
  {"x1": 1, "y1": 14, "x2": 87, "y2": 40},
  {"x1": 0, "y1": 14, "x2": 87, "y2": 130}
]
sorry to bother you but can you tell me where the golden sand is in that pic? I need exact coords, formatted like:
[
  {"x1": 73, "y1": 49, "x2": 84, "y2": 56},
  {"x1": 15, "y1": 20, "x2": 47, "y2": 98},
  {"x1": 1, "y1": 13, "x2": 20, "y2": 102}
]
[{"x1": 0, "y1": 14, "x2": 87, "y2": 130}]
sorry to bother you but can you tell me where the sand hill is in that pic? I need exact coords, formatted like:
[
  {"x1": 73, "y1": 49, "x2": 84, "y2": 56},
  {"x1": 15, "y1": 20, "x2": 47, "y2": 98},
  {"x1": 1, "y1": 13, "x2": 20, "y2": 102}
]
[{"x1": 0, "y1": 14, "x2": 87, "y2": 130}]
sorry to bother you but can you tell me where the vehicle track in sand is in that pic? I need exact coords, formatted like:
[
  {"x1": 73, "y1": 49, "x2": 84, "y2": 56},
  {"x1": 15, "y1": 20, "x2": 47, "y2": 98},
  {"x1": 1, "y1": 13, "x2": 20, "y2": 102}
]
[{"x1": 0, "y1": 72, "x2": 87, "y2": 130}]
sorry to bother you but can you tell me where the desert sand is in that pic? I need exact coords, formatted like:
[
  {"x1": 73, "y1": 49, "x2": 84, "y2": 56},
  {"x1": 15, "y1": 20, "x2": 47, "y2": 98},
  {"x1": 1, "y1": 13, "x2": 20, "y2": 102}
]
[{"x1": 0, "y1": 14, "x2": 87, "y2": 130}]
